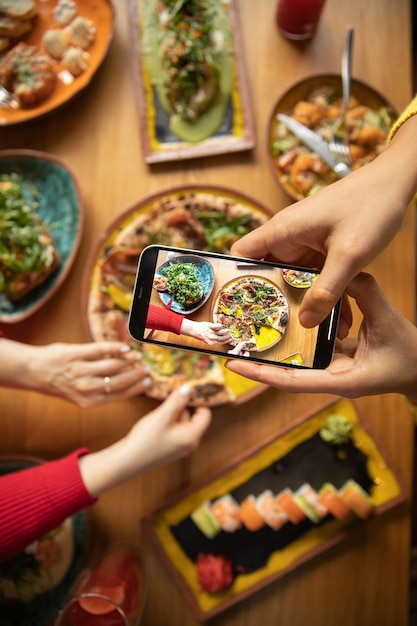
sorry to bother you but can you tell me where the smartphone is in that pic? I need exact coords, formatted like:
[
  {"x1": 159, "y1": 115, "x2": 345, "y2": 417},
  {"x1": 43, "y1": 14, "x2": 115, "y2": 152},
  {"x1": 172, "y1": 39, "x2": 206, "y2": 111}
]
[{"x1": 128, "y1": 245, "x2": 340, "y2": 369}]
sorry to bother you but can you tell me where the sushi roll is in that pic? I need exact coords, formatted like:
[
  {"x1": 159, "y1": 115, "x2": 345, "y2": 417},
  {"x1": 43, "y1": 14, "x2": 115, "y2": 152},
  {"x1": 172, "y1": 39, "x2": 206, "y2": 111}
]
[
  {"x1": 276, "y1": 488, "x2": 306, "y2": 524},
  {"x1": 239, "y1": 496, "x2": 265, "y2": 531},
  {"x1": 256, "y1": 490, "x2": 288, "y2": 531},
  {"x1": 340, "y1": 480, "x2": 374, "y2": 519},
  {"x1": 210, "y1": 494, "x2": 242, "y2": 532},
  {"x1": 318, "y1": 483, "x2": 352, "y2": 521},
  {"x1": 294, "y1": 483, "x2": 328, "y2": 524},
  {"x1": 191, "y1": 502, "x2": 221, "y2": 539}
]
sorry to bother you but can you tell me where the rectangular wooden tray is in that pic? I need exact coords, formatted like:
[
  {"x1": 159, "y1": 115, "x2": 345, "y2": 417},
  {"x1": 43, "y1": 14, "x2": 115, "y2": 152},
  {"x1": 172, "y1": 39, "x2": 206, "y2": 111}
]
[
  {"x1": 141, "y1": 398, "x2": 407, "y2": 621},
  {"x1": 127, "y1": 0, "x2": 255, "y2": 163}
]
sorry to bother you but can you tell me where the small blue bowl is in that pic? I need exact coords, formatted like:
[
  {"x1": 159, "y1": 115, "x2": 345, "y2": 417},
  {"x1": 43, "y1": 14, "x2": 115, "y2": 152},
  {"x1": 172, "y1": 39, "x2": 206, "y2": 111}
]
[
  {"x1": 0, "y1": 150, "x2": 84, "y2": 323},
  {"x1": 156, "y1": 254, "x2": 215, "y2": 314}
]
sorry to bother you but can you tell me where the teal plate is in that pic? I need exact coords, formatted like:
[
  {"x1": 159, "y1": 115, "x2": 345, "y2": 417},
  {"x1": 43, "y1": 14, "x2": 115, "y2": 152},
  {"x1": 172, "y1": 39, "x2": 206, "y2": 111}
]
[{"x1": 0, "y1": 150, "x2": 84, "y2": 323}]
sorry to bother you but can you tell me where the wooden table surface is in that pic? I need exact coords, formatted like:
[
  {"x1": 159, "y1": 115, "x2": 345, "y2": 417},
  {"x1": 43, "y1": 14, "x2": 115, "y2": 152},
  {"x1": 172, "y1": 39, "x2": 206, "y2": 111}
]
[{"x1": 0, "y1": 1, "x2": 415, "y2": 624}]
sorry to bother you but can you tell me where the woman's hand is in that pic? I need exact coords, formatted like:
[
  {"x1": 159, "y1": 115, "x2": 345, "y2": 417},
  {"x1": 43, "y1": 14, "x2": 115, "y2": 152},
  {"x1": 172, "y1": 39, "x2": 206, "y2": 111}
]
[
  {"x1": 231, "y1": 116, "x2": 417, "y2": 336},
  {"x1": 226, "y1": 273, "x2": 417, "y2": 402},
  {"x1": 79, "y1": 385, "x2": 212, "y2": 496},
  {"x1": 0, "y1": 340, "x2": 151, "y2": 407},
  {"x1": 180, "y1": 319, "x2": 231, "y2": 345}
]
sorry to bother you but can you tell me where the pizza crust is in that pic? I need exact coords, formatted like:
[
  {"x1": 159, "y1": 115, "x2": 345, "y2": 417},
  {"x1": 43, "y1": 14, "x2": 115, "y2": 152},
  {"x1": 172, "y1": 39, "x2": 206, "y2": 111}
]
[{"x1": 86, "y1": 190, "x2": 270, "y2": 406}]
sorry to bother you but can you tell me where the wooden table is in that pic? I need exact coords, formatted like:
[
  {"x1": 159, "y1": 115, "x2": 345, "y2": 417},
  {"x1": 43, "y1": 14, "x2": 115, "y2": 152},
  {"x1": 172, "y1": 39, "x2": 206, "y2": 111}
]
[{"x1": 0, "y1": 1, "x2": 415, "y2": 624}]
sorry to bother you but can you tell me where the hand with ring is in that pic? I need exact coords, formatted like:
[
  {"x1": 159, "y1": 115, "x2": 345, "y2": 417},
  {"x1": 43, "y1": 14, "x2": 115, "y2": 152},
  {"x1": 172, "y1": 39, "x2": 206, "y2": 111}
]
[
  {"x1": 103, "y1": 376, "x2": 113, "y2": 394},
  {"x1": 0, "y1": 339, "x2": 152, "y2": 408}
]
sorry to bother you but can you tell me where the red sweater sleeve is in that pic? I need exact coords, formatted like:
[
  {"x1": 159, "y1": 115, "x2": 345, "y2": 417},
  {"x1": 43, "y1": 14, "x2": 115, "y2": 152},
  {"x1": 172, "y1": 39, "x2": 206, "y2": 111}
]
[
  {"x1": 0, "y1": 449, "x2": 96, "y2": 561},
  {"x1": 146, "y1": 303, "x2": 184, "y2": 334}
]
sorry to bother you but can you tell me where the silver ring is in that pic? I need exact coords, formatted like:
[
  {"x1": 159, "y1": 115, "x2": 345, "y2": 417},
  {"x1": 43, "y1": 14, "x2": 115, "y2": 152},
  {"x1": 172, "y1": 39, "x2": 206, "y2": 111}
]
[{"x1": 103, "y1": 376, "x2": 112, "y2": 394}]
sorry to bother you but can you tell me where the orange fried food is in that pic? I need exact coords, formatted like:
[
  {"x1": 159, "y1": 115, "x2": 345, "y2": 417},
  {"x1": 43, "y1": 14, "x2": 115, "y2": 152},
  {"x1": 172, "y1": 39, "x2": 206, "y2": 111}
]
[{"x1": 0, "y1": 41, "x2": 56, "y2": 107}]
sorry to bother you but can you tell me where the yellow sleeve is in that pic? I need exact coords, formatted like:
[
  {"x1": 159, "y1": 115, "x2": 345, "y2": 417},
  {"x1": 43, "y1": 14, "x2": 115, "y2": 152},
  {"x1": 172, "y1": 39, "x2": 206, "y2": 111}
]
[{"x1": 388, "y1": 94, "x2": 417, "y2": 142}]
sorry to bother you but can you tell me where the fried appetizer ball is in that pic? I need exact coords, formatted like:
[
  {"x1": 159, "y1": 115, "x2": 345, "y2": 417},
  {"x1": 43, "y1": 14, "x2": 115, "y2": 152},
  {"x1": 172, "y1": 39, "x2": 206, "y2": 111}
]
[{"x1": 0, "y1": 42, "x2": 56, "y2": 107}]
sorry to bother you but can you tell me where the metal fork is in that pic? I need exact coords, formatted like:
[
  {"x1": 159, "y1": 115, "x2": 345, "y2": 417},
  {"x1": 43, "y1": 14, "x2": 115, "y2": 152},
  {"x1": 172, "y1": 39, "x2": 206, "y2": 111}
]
[
  {"x1": 328, "y1": 26, "x2": 354, "y2": 171},
  {"x1": 0, "y1": 85, "x2": 16, "y2": 109}
]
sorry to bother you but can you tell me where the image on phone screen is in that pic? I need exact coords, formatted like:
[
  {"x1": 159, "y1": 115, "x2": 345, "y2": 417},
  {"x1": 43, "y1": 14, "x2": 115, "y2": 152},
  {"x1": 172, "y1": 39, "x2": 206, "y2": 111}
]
[{"x1": 128, "y1": 246, "x2": 340, "y2": 369}]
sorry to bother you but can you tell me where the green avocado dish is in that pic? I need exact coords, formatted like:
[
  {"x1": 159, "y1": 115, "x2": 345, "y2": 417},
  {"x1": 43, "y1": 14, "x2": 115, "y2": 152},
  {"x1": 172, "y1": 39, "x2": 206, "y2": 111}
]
[{"x1": 142, "y1": 0, "x2": 233, "y2": 143}]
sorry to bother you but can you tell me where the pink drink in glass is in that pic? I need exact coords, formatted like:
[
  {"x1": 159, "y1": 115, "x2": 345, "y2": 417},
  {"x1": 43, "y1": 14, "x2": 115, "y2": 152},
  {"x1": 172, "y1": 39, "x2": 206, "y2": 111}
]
[
  {"x1": 57, "y1": 547, "x2": 143, "y2": 626},
  {"x1": 276, "y1": 0, "x2": 326, "y2": 40}
]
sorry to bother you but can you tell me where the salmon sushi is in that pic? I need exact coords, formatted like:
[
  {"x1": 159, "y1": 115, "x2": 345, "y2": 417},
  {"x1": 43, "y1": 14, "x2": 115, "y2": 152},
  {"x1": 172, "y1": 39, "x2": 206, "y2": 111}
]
[
  {"x1": 318, "y1": 483, "x2": 352, "y2": 521},
  {"x1": 210, "y1": 494, "x2": 242, "y2": 532},
  {"x1": 276, "y1": 488, "x2": 305, "y2": 524},
  {"x1": 294, "y1": 483, "x2": 328, "y2": 524},
  {"x1": 239, "y1": 496, "x2": 265, "y2": 531},
  {"x1": 340, "y1": 480, "x2": 374, "y2": 519},
  {"x1": 256, "y1": 490, "x2": 288, "y2": 531}
]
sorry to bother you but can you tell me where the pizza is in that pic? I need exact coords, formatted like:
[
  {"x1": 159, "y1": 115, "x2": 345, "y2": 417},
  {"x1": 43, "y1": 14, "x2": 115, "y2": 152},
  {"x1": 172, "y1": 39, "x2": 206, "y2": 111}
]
[
  {"x1": 109, "y1": 190, "x2": 268, "y2": 253},
  {"x1": 212, "y1": 276, "x2": 289, "y2": 352},
  {"x1": 141, "y1": 344, "x2": 234, "y2": 406},
  {"x1": 0, "y1": 174, "x2": 61, "y2": 300},
  {"x1": 86, "y1": 189, "x2": 270, "y2": 406}
]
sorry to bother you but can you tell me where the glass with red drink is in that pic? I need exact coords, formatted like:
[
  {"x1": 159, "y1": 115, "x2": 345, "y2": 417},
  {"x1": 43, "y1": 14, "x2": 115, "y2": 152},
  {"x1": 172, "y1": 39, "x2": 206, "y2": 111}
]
[
  {"x1": 276, "y1": 0, "x2": 327, "y2": 40},
  {"x1": 55, "y1": 546, "x2": 145, "y2": 626}
]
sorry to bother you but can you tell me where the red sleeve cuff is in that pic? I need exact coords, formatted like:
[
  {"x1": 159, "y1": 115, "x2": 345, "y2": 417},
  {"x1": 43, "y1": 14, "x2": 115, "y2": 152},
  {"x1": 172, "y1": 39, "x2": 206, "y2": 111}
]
[{"x1": 146, "y1": 304, "x2": 184, "y2": 334}]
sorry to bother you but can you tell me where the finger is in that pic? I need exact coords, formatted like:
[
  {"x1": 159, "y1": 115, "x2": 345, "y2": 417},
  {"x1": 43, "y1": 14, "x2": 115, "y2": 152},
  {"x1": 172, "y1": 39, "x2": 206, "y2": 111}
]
[
  {"x1": 224, "y1": 359, "x2": 340, "y2": 395},
  {"x1": 336, "y1": 293, "x2": 353, "y2": 340},
  {"x1": 298, "y1": 245, "x2": 360, "y2": 328},
  {"x1": 97, "y1": 366, "x2": 152, "y2": 395},
  {"x1": 186, "y1": 405, "x2": 212, "y2": 438},
  {"x1": 69, "y1": 372, "x2": 152, "y2": 408},
  {"x1": 345, "y1": 272, "x2": 390, "y2": 323},
  {"x1": 152, "y1": 384, "x2": 196, "y2": 424},
  {"x1": 99, "y1": 377, "x2": 152, "y2": 404},
  {"x1": 215, "y1": 328, "x2": 232, "y2": 337},
  {"x1": 211, "y1": 323, "x2": 228, "y2": 331},
  {"x1": 230, "y1": 227, "x2": 269, "y2": 260},
  {"x1": 83, "y1": 355, "x2": 142, "y2": 378},
  {"x1": 62, "y1": 341, "x2": 134, "y2": 361},
  {"x1": 231, "y1": 206, "x2": 321, "y2": 264}
]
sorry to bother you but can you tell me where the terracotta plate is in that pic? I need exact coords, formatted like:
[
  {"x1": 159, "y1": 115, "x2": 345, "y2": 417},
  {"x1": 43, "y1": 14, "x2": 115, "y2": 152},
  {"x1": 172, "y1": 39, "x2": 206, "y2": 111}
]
[
  {"x1": 267, "y1": 74, "x2": 397, "y2": 201},
  {"x1": 0, "y1": 0, "x2": 115, "y2": 126},
  {"x1": 81, "y1": 184, "x2": 274, "y2": 406}
]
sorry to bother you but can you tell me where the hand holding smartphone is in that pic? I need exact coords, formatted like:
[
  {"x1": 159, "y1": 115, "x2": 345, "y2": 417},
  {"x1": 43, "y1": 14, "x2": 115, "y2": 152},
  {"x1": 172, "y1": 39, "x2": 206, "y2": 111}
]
[{"x1": 128, "y1": 246, "x2": 340, "y2": 369}]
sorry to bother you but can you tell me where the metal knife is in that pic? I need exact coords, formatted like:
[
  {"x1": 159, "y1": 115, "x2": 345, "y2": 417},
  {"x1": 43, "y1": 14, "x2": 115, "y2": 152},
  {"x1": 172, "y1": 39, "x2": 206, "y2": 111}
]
[{"x1": 277, "y1": 113, "x2": 351, "y2": 177}]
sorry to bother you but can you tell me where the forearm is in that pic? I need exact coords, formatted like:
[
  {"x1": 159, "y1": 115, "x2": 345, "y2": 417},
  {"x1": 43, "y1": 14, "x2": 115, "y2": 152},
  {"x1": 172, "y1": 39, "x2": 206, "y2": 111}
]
[
  {"x1": 382, "y1": 112, "x2": 417, "y2": 207},
  {"x1": 0, "y1": 338, "x2": 41, "y2": 391},
  {"x1": 388, "y1": 94, "x2": 417, "y2": 142},
  {"x1": 78, "y1": 438, "x2": 142, "y2": 497},
  {"x1": 78, "y1": 387, "x2": 211, "y2": 497}
]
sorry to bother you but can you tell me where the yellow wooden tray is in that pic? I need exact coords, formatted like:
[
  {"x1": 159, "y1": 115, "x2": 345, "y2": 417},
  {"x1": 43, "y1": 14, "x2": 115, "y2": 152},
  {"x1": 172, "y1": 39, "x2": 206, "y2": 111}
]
[{"x1": 142, "y1": 398, "x2": 406, "y2": 621}]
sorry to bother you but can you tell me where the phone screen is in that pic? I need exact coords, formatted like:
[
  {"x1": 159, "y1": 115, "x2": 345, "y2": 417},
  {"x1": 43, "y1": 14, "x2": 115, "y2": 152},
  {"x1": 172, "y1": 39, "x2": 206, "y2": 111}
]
[{"x1": 128, "y1": 246, "x2": 340, "y2": 369}]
